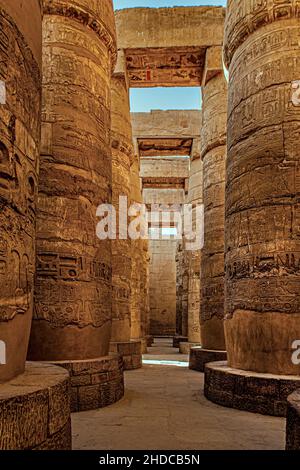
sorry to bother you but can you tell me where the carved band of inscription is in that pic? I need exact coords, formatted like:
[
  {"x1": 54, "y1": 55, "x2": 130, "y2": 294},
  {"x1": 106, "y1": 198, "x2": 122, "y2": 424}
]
[
  {"x1": 36, "y1": 253, "x2": 112, "y2": 283},
  {"x1": 43, "y1": 1, "x2": 117, "y2": 67},
  {"x1": 224, "y1": 0, "x2": 300, "y2": 67},
  {"x1": 227, "y1": 253, "x2": 300, "y2": 280}
]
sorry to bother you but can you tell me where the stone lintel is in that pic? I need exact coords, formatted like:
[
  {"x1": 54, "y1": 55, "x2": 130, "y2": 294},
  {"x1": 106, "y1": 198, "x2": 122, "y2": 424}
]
[{"x1": 116, "y1": 7, "x2": 225, "y2": 51}]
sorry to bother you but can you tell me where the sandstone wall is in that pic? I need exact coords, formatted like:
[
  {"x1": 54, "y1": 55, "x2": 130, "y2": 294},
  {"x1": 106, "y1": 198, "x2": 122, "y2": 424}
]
[{"x1": 149, "y1": 238, "x2": 177, "y2": 336}]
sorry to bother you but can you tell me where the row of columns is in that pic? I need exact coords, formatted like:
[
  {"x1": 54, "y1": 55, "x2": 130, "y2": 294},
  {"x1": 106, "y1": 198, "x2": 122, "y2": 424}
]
[
  {"x1": 199, "y1": 3, "x2": 300, "y2": 425},
  {"x1": 0, "y1": 0, "x2": 149, "y2": 448}
]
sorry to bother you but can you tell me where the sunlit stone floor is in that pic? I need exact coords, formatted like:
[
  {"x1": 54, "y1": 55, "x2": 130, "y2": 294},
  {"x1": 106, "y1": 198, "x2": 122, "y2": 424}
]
[{"x1": 72, "y1": 338, "x2": 285, "y2": 450}]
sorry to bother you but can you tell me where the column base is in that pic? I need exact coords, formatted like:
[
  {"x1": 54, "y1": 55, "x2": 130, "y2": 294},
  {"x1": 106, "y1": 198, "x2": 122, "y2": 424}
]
[
  {"x1": 0, "y1": 362, "x2": 71, "y2": 450},
  {"x1": 146, "y1": 335, "x2": 154, "y2": 347},
  {"x1": 286, "y1": 390, "x2": 300, "y2": 449},
  {"x1": 173, "y1": 336, "x2": 188, "y2": 348},
  {"x1": 189, "y1": 347, "x2": 227, "y2": 372},
  {"x1": 52, "y1": 355, "x2": 124, "y2": 413},
  {"x1": 204, "y1": 361, "x2": 300, "y2": 417},
  {"x1": 110, "y1": 341, "x2": 142, "y2": 370},
  {"x1": 179, "y1": 342, "x2": 201, "y2": 354},
  {"x1": 140, "y1": 338, "x2": 148, "y2": 354}
]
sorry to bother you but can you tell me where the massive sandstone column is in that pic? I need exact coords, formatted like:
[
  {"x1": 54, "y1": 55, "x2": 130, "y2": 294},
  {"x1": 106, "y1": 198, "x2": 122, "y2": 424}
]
[
  {"x1": 191, "y1": 47, "x2": 228, "y2": 371},
  {"x1": 224, "y1": 1, "x2": 300, "y2": 375},
  {"x1": 200, "y1": 47, "x2": 227, "y2": 351},
  {"x1": 28, "y1": 0, "x2": 124, "y2": 412},
  {"x1": 130, "y1": 154, "x2": 147, "y2": 352},
  {"x1": 0, "y1": 0, "x2": 41, "y2": 383},
  {"x1": 0, "y1": 1, "x2": 71, "y2": 450},
  {"x1": 109, "y1": 53, "x2": 142, "y2": 369},
  {"x1": 180, "y1": 151, "x2": 203, "y2": 354},
  {"x1": 205, "y1": 1, "x2": 300, "y2": 417}
]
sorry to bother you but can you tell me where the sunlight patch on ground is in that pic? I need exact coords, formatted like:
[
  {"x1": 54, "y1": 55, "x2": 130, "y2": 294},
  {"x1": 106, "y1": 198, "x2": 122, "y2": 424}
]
[{"x1": 142, "y1": 359, "x2": 188, "y2": 367}]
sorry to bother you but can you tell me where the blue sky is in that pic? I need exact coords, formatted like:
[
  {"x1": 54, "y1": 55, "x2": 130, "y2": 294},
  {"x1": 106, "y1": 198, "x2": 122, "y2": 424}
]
[
  {"x1": 113, "y1": 0, "x2": 226, "y2": 112},
  {"x1": 130, "y1": 87, "x2": 202, "y2": 112},
  {"x1": 114, "y1": 0, "x2": 226, "y2": 9}
]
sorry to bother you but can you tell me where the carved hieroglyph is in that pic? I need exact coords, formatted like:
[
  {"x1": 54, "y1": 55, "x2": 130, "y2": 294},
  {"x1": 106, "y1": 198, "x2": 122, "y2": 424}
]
[
  {"x1": 224, "y1": 0, "x2": 300, "y2": 374},
  {"x1": 111, "y1": 71, "x2": 132, "y2": 343},
  {"x1": 176, "y1": 237, "x2": 190, "y2": 338},
  {"x1": 130, "y1": 156, "x2": 144, "y2": 342},
  {"x1": 28, "y1": 0, "x2": 117, "y2": 361},
  {"x1": 187, "y1": 156, "x2": 203, "y2": 344},
  {"x1": 200, "y1": 62, "x2": 227, "y2": 351},
  {"x1": 0, "y1": 0, "x2": 42, "y2": 382}
]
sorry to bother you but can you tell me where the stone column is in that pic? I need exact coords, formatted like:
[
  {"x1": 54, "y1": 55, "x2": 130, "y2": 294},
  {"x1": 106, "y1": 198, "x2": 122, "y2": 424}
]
[
  {"x1": 205, "y1": 2, "x2": 300, "y2": 416},
  {"x1": 130, "y1": 154, "x2": 146, "y2": 352},
  {"x1": 28, "y1": 0, "x2": 124, "y2": 412},
  {"x1": 141, "y1": 239, "x2": 152, "y2": 347},
  {"x1": 0, "y1": 0, "x2": 71, "y2": 450},
  {"x1": 192, "y1": 47, "x2": 228, "y2": 371},
  {"x1": 180, "y1": 149, "x2": 203, "y2": 354},
  {"x1": 109, "y1": 52, "x2": 142, "y2": 370}
]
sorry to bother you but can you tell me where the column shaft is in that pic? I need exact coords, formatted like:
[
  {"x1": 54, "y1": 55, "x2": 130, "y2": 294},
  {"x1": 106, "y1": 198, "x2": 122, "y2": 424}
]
[
  {"x1": 29, "y1": 0, "x2": 117, "y2": 361},
  {"x1": 224, "y1": 0, "x2": 300, "y2": 374},
  {"x1": 111, "y1": 72, "x2": 132, "y2": 343},
  {"x1": 0, "y1": 0, "x2": 42, "y2": 382},
  {"x1": 201, "y1": 69, "x2": 227, "y2": 351}
]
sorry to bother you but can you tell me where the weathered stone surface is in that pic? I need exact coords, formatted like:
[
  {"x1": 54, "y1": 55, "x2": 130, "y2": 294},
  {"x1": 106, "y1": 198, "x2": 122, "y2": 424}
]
[
  {"x1": 0, "y1": 0, "x2": 42, "y2": 382},
  {"x1": 201, "y1": 48, "x2": 227, "y2": 351},
  {"x1": 175, "y1": 239, "x2": 190, "y2": 338},
  {"x1": 224, "y1": 1, "x2": 300, "y2": 375},
  {"x1": 116, "y1": 7, "x2": 225, "y2": 87},
  {"x1": 149, "y1": 238, "x2": 177, "y2": 336},
  {"x1": 130, "y1": 154, "x2": 145, "y2": 346},
  {"x1": 53, "y1": 355, "x2": 124, "y2": 413},
  {"x1": 187, "y1": 155, "x2": 203, "y2": 345},
  {"x1": 28, "y1": 0, "x2": 117, "y2": 361},
  {"x1": 0, "y1": 363, "x2": 71, "y2": 450},
  {"x1": 189, "y1": 347, "x2": 227, "y2": 372},
  {"x1": 173, "y1": 336, "x2": 188, "y2": 349},
  {"x1": 110, "y1": 341, "x2": 142, "y2": 370},
  {"x1": 111, "y1": 65, "x2": 132, "y2": 344},
  {"x1": 204, "y1": 361, "x2": 300, "y2": 417},
  {"x1": 179, "y1": 342, "x2": 201, "y2": 355},
  {"x1": 286, "y1": 390, "x2": 300, "y2": 450}
]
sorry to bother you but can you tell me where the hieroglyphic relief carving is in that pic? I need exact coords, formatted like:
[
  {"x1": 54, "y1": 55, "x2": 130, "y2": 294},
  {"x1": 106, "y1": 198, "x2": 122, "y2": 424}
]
[
  {"x1": 0, "y1": 1, "x2": 42, "y2": 382},
  {"x1": 110, "y1": 71, "x2": 133, "y2": 343},
  {"x1": 28, "y1": 0, "x2": 117, "y2": 361},
  {"x1": 126, "y1": 47, "x2": 205, "y2": 87},
  {"x1": 225, "y1": 1, "x2": 300, "y2": 374},
  {"x1": 200, "y1": 68, "x2": 227, "y2": 351}
]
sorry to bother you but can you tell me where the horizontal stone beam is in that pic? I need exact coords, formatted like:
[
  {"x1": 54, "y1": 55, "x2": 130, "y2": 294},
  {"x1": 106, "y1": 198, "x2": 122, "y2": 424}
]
[{"x1": 116, "y1": 7, "x2": 225, "y2": 50}]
